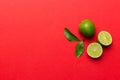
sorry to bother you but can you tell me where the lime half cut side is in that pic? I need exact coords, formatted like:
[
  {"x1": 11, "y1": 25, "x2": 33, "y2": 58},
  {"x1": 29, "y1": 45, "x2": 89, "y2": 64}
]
[
  {"x1": 98, "y1": 31, "x2": 112, "y2": 46},
  {"x1": 87, "y1": 43, "x2": 103, "y2": 58}
]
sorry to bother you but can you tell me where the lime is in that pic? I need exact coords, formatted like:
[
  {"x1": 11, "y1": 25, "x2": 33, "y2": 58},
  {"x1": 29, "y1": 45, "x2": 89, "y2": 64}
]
[
  {"x1": 79, "y1": 19, "x2": 95, "y2": 37},
  {"x1": 98, "y1": 31, "x2": 112, "y2": 46},
  {"x1": 87, "y1": 42, "x2": 103, "y2": 58}
]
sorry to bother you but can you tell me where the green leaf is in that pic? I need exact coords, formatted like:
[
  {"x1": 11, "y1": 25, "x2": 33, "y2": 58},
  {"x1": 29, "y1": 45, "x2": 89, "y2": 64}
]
[
  {"x1": 75, "y1": 41, "x2": 84, "y2": 57},
  {"x1": 64, "y1": 28, "x2": 79, "y2": 41}
]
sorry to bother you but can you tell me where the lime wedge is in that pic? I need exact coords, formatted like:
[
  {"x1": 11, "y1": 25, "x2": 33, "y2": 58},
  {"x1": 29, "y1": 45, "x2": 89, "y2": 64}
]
[
  {"x1": 98, "y1": 31, "x2": 112, "y2": 46},
  {"x1": 87, "y1": 43, "x2": 103, "y2": 58}
]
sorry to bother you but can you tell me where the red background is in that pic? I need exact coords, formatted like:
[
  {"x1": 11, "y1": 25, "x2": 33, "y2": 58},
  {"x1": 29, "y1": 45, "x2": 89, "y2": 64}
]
[{"x1": 0, "y1": 0, "x2": 120, "y2": 80}]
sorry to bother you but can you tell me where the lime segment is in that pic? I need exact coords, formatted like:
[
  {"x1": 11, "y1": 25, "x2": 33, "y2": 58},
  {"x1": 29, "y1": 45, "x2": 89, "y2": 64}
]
[
  {"x1": 87, "y1": 43, "x2": 103, "y2": 58},
  {"x1": 98, "y1": 31, "x2": 112, "y2": 46}
]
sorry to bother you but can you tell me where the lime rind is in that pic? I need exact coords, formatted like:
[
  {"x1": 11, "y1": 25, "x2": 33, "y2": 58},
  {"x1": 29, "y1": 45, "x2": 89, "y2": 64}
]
[
  {"x1": 87, "y1": 43, "x2": 103, "y2": 58},
  {"x1": 79, "y1": 19, "x2": 95, "y2": 37},
  {"x1": 98, "y1": 31, "x2": 112, "y2": 46}
]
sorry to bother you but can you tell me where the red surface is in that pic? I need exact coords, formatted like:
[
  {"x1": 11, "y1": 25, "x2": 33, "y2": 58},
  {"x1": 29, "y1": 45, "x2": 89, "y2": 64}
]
[{"x1": 0, "y1": 0, "x2": 120, "y2": 80}]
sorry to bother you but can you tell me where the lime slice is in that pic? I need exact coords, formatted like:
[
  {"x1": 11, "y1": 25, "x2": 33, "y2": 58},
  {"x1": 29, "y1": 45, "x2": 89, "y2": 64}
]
[
  {"x1": 98, "y1": 31, "x2": 112, "y2": 46},
  {"x1": 87, "y1": 43, "x2": 103, "y2": 58}
]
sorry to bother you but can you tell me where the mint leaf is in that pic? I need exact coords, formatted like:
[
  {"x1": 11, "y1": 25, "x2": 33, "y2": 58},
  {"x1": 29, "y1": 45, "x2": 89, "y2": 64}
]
[
  {"x1": 64, "y1": 28, "x2": 79, "y2": 41},
  {"x1": 75, "y1": 41, "x2": 84, "y2": 57}
]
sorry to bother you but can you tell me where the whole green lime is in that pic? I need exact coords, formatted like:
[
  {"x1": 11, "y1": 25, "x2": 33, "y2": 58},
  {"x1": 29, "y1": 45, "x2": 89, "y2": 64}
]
[{"x1": 79, "y1": 19, "x2": 95, "y2": 37}]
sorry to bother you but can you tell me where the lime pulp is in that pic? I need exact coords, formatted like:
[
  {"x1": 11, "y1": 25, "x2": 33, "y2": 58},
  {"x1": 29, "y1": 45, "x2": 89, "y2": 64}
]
[
  {"x1": 98, "y1": 31, "x2": 112, "y2": 46},
  {"x1": 87, "y1": 42, "x2": 103, "y2": 58}
]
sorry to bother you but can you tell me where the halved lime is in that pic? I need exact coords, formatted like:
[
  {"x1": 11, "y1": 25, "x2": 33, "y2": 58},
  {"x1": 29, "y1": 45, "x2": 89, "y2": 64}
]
[
  {"x1": 98, "y1": 31, "x2": 112, "y2": 46},
  {"x1": 87, "y1": 42, "x2": 103, "y2": 58}
]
